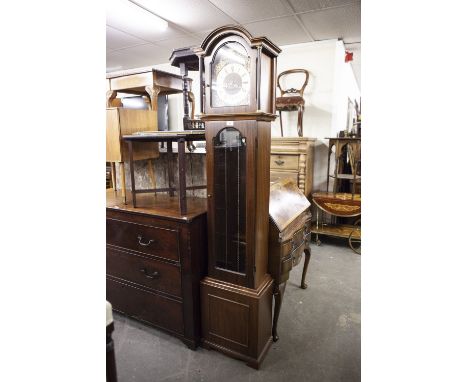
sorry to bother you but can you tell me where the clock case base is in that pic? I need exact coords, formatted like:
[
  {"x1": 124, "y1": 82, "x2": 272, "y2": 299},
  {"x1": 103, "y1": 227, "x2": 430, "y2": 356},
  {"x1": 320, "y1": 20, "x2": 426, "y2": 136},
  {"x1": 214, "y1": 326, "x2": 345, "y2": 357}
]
[{"x1": 200, "y1": 275, "x2": 274, "y2": 369}]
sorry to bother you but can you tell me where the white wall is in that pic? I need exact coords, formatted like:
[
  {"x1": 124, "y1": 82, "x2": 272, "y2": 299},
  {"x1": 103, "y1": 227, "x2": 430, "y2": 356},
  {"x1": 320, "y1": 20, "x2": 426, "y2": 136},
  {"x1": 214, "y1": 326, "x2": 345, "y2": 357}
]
[
  {"x1": 331, "y1": 40, "x2": 361, "y2": 137},
  {"x1": 272, "y1": 40, "x2": 337, "y2": 139}
]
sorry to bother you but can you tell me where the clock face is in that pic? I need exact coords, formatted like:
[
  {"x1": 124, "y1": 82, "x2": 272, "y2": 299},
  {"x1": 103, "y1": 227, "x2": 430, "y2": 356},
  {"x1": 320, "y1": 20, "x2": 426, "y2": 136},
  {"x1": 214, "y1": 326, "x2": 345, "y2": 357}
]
[{"x1": 211, "y1": 42, "x2": 250, "y2": 108}]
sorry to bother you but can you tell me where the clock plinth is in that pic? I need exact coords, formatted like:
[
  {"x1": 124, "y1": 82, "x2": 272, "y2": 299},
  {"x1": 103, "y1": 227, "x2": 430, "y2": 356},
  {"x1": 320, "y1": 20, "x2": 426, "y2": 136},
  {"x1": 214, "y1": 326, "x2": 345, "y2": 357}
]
[
  {"x1": 200, "y1": 275, "x2": 274, "y2": 369},
  {"x1": 197, "y1": 25, "x2": 281, "y2": 368}
]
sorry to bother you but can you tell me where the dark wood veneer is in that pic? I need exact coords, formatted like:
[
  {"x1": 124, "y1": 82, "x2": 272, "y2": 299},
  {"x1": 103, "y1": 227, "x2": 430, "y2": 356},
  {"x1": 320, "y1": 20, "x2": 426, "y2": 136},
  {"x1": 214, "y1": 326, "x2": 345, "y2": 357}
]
[
  {"x1": 106, "y1": 189, "x2": 207, "y2": 349},
  {"x1": 196, "y1": 25, "x2": 281, "y2": 368}
]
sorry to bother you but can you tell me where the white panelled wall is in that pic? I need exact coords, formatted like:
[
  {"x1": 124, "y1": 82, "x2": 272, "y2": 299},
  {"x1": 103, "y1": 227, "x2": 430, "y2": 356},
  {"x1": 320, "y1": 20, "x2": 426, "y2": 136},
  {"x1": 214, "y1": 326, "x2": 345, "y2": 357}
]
[{"x1": 148, "y1": 39, "x2": 360, "y2": 192}]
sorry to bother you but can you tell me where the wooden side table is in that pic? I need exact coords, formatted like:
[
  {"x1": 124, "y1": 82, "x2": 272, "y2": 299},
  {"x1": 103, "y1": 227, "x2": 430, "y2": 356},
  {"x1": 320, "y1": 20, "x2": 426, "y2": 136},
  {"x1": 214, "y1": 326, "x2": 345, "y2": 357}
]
[
  {"x1": 106, "y1": 67, "x2": 183, "y2": 111},
  {"x1": 122, "y1": 131, "x2": 206, "y2": 215}
]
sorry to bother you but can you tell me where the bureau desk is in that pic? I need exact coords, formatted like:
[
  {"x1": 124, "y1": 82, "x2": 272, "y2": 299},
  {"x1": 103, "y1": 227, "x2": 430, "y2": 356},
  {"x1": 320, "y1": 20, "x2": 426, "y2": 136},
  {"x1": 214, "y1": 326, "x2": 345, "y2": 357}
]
[
  {"x1": 269, "y1": 179, "x2": 312, "y2": 342},
  {"x1": 270, "y1": 137, "x2": 315, "y2": 200},
  {"x1": 106, "y1": 189, "x2": 207, "y2": 349}
]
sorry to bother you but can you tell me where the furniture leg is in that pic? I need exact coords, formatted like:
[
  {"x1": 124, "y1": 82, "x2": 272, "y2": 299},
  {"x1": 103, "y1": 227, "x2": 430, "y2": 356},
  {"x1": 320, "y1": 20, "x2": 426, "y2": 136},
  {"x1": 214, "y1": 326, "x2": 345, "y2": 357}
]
[
  {"x1": 145, "y1": 85, "x2": 160, "y2": 112},
  {"x1": 301, "y1": 246, "x2": 311, "y2": 289},
  {"x1": 167, "y1": 142, "x2": 175, "y2": 197},
  {"x1": 147, "y1": 159, "x2": 157, "y2": 195},
  {"x1": 272, "y1": 282, "x2": 286, "y2": 342},
  {"x1": 279, "y1": 110, "x2": 284, "y2": 137},
  {"x1": 119, "y1": 162, "x2": 126, "y2": 204},
  {"x1": 315, "y1": 208, "x2": 321, "y2": 246},
  {"x1": 177, "y1": 139, "x2": 187, "y2": 215},
  {"x1": 111, "y1": 162, "x2": 117, "y2": 191},
  {"x1": 127, "y1": 142, "x2": 136, "y2": 207},
  {"x1": 297, "y1": 106, "x2": 303, "y2": 137},
  {"x1": 326, "y1": 144, "x2": 332, "y2": 192},
  {"x1": 106, "y1": 90, "x2": 117, "y2": 108},
  {"x1": 333, "y1": 146, "x2": 340, "y2": 196}
]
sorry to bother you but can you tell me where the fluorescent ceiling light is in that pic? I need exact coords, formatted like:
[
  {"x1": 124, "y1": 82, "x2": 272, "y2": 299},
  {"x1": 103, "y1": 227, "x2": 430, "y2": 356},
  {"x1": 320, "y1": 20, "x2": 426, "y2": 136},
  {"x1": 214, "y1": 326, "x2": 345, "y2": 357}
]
[
  {"x1": 106, "y1": 0, "x2": 168, "y2": 34},
  {"x1": 127, "y1": 0, "x2": 168, "y2": 30}
]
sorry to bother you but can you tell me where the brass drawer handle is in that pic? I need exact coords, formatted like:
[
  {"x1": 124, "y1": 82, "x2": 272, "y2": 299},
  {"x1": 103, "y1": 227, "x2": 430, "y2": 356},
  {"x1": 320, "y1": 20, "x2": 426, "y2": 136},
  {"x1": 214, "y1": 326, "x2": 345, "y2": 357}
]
[
  {"x1": 275, "y1": 159, "x2": 285, "y2": 166},
  {"x1": 137, "y1": 235, "x2": 154, "y2": 247},
  {"x1": 140, "y1": 268, "x2": 160, "y2": 279}
]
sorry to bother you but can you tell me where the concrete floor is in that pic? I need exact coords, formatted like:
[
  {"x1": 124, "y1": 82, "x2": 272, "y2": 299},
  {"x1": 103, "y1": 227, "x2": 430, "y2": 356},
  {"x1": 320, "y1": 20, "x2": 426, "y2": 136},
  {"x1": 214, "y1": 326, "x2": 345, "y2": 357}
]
[{"x1": 112, "y1": 238, "x2": 361, "y2": 382}]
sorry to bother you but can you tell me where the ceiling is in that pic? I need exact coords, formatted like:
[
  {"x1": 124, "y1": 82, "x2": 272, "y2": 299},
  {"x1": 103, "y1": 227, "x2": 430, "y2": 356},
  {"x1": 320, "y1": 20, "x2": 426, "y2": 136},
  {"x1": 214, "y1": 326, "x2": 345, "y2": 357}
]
[{"x1": 106, "y1": 0, "x2": 361, "y2": 86}]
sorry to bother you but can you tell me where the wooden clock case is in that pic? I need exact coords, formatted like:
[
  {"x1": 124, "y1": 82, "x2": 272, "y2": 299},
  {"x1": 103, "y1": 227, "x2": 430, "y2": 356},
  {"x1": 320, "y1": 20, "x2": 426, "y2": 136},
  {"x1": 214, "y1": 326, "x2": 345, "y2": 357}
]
[{"x1": 195, "y1": 25, "x2": 281, "y2": 369}]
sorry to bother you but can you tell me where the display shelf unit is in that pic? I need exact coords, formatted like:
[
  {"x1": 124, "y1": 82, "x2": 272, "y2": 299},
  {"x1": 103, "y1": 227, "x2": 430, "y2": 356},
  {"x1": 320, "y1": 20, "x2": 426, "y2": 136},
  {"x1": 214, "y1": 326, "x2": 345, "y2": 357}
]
[{"x1": 312, "y1": 137, "x2": 361, "y2": 253}]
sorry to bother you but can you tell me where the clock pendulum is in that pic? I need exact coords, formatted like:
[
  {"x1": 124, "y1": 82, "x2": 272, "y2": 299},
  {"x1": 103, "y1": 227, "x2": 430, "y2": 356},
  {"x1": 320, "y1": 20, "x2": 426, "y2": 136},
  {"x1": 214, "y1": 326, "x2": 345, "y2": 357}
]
[{"x1": 194, "y1": 25, "x2": 281, "y2": 369}]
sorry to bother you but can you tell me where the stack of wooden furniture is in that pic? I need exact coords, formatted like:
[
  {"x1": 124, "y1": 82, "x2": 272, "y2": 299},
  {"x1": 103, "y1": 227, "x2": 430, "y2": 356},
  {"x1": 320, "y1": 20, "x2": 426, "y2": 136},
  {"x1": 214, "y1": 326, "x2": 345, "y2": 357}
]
[
  {"x1": 270, "y1": 137, "x2": 315, "y2": 200},
  {"x1": 106, "y1": 68, "x2": 184, "y2": 202}
]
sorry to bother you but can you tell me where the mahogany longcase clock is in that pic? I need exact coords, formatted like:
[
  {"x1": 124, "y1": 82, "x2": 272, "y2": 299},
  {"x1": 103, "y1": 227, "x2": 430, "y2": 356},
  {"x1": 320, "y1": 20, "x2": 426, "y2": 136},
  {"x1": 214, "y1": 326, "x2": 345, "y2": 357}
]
[{"x1": 196, "y1": 25, "x2": 281, "y2": 369}]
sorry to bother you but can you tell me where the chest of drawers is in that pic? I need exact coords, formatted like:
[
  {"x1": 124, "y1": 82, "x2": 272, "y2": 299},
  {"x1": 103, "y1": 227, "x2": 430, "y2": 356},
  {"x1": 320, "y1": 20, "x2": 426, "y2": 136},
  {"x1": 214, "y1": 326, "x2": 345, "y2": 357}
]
[
  {"x1": 106, "y1": 190, "x2": 207, "y2": 349},
  {"x1": 270, "y1": 137, "x2": 315, "y2": 199}
]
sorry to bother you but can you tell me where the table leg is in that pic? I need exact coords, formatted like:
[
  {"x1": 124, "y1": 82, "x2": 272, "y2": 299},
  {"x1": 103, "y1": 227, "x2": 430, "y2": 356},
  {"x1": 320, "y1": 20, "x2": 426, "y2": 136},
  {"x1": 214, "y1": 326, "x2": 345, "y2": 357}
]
[
  {"x1": 177, "y1": 139, "x2": 187, "y2": 215},
  {"x1": 167, "y1": 142, "x2": 175, "y2": 197},
  {"x1": 279, "y1": 110, "x2": 283, "y2": 137},
  {"x1": 110, "y1": 162, "x2": 117, "y2": 191},
  {"x1": 147, "y1": 159, "x2": 157, "y2": 195},
  {"x1": 301, "y1": 246, "x2": 311, "y2": 289},
  {"x1": 326, "y1": 144, "x2": 331, "y2": 192},
  {"x1": 297, "y1": 106, "x2": 303, "y2": 137},
  {"x1": 145, "y1": 85, "x2": 160, "y2": 112},
  {"x1": 272, "y1": 282, "x2": 286, "y2": 342},
  {"x1": 106, "y1": 90, "x2": 117, "y2": 108},
  {"x1": 127, "y1": 141, "x2": 136, "y2": 207},
  {"x1": 119, "y1": 162, "x2": 126, "y2": 204}
]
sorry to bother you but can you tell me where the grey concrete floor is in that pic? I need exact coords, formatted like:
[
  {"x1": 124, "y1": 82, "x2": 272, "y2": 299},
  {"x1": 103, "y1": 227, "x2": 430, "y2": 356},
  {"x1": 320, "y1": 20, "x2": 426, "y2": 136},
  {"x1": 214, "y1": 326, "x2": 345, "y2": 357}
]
[{"x1": 112, "y1": 238, "x2": 361, "y2": 382}]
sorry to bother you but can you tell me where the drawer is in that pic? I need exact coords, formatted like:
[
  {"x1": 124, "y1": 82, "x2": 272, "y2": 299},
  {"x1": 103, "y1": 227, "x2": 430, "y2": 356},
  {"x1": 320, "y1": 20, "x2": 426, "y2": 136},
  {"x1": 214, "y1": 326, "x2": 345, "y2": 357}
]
[
  {"x1": 106, "y1": 246, "x2": 182, "y2": 297},
  {"x1": 292, "y1": 228, "x2": 306, "y2": 249},
  {"x1": 270, "y1": 170, "x2": 298, "y2": 185},
  {"x1": 270, "y1": 154, "x2": 299, "y2": 170},
  {"x1": 291, "y1": 244, "x2": 304, "y2": 266},
  {"x1": 281, "y1": 255, "x2": 293, "y2": 274},
  {"x1": 107, "y1": 218, "x2": 179, "y2": 262},
  {"x1": 107, "y1": 277, "x2": 184, "y2": 335}
]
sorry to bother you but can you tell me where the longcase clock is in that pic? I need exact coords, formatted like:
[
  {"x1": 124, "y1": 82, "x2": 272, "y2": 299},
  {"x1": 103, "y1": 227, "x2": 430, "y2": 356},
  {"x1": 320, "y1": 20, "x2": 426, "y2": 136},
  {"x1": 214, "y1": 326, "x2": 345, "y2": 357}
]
[{"x1": 195, "y1": 25, "x2": 281, "y2": 369}]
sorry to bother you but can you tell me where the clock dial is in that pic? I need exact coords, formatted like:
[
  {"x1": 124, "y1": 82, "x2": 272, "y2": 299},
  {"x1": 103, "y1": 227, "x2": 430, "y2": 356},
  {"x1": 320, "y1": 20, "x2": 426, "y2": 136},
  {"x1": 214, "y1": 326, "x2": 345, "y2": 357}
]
[{"x1": 211, "y1": 42, "x2": 250, "y2": 108}]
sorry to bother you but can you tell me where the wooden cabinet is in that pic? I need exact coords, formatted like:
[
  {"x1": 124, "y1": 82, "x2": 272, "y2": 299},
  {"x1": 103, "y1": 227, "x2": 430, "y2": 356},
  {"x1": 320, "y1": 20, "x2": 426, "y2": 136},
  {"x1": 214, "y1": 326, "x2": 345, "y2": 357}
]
[
  {"x1": 106, "y1": 107, "x2": 159, "y2": 203},
  {"x1": 106, "y1": 190, "x2": 207, "y2": 349},
  {"x1": 106, "y1": 108, "x2": 159, "y2": 163},
  {"x1": 270, "y1": 137, "x2": 315, "y2": 199}
]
